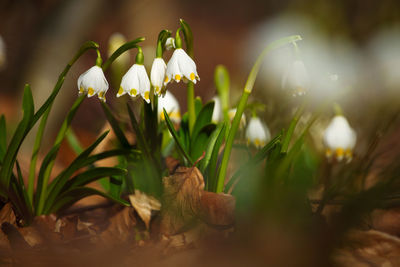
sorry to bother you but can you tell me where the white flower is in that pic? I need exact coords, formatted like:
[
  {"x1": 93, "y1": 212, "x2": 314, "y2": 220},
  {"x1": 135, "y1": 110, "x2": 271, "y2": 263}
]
[
  {"x1": 165, "y1": 37, "x2": 175, "y2": 51},
  {"x1": 323, "y1": 115, "x2": 356, "y2": 162},
  {"x1": 150, "y1": 57, "x2": 167, "y2": 96},
  {"x1": 158, "y1": 91, "x2": 181, "y2": 124},
  {"x1": 164, "y1": 48, "x2": 200, "y2": 86},
  {"x1": 228, "y1": 108, "x2": 246, "y2": 129},
  {"x1": 246, "y1": 117, "x2": 271, "y2": 148},
  {"x1": 0, "y1": 35, "x2": 6, "y2": 70},
  {"x1": 77, "y1": 65, "x2": 109, "y2": 102},
  {"x1": 211, "y1": 96, "x2": 222, "y2": 123},
  {"x1": 118, "y1": 64, "x2": 151, "y2": 103},
  {"x1": 282, "y1": 60, "x2": 309, "y2": 96}
]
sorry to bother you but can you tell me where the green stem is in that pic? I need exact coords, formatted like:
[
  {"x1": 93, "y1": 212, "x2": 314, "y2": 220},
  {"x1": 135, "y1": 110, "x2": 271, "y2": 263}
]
[
  {"x1": 216, "y1": 91, "x2": 249, "y2": 193},
  {"x1": 102, "y1": 37, "x2": 145, "y2": 71},
  {"x1": 215, "y1": 34, "x2": 302, "y2": 193},
  {"x1": 187, "y1": 82, "x2": 196, "y2": 134}
]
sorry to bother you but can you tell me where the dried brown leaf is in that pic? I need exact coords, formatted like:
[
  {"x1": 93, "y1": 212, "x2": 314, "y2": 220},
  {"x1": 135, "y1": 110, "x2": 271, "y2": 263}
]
[
  {"x1": 129, "y1": 190, "x2": 161, "y2": 229},
  {"x1": 335, "y1": 230, "x2": 400, "y2": 266},
  {"x1": 99, "y1": 206, "x2": 136, "y2": 247},
  {"x1": 161, "y1": 166, "x2": 204, "y2": 234},
  {"x1": 199, "y1": 191, "x2": 235, "y2": 227}
]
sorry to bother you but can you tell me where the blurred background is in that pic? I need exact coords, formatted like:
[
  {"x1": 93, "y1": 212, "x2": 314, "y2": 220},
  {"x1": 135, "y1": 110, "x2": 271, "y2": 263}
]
[{"x1": 0, "y1": 0, "x2": 400, "y2": 162}]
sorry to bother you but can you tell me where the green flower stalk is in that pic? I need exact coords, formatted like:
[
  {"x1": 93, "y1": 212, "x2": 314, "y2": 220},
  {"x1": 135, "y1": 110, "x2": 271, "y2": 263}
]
[{"x1": 215, "y1": 35, "x2": 302, "y2": 193}]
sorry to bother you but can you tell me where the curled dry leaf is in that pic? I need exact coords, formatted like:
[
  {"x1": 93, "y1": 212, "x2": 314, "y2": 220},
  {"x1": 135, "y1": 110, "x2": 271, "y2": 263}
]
[
  {"x1": 161, "y1": 166, "x2": 235, "y2": 237},
  {"x1": 0, "y1": 203, "x2": 16, "y2": 249},
  {"x1": 335, "y1": 230, "x2": 400, "y2": 266},
  {"x1": 199, "y1": 191, "x2": 235, "y2": 227},
  {"x1": 370, "y1": 208, "x2": 400, "y2": 237},
  {"x1": 161, "y1": 166, "x2": 204, "y2": 235},
  {"x1": 129, "y1": 190, "x2": 161, "y2": 229},
  {"x1": 99, "y1": 206, "x2": 137, "y2": 247}
]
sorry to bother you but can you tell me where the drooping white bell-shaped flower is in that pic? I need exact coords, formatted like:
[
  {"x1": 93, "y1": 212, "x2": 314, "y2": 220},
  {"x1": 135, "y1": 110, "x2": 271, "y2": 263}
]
[
  {"x1": 165, "y1": 37, "x2": 175, "y2": 51},
  {"x1": 164, "y1": 48, "x2": 200, "y2": 86},
  {"x1": 158, "y1": 91, "x2": 181, "y2": 124},
  {"x1": 77, "y1": 65, "x2": 109, "y2": 102},
  {"x1": 282, "y1": 60, "x2": 309, "y2": 97},
  {"x1": 150, "y1": 57, "x2": 167, "y2": 96},
  {"x1": 246, "y1": 117, "x2": 271, "y2": 148},
  {"x1": 323, "y1": 115, "x2": 357, "y2": 162},
  {"x1": 211, "y1": 96, "x2": 222, "y2": 123},
  {"x1": 228, "y1": 108, "x2": 246, "y2": 129},
  {"x1": 118, "y1": 64, "x2": 151, "y2": 103}
]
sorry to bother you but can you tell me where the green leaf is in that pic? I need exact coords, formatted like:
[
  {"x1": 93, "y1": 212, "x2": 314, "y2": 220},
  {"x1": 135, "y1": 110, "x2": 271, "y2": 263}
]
[
  {"x1": 190, "y1": 124, "x2": 216, "y2": 160},
  {"x1": 224, "y1": 133, "x2": 282, "y2": 193},
  {"x1": 164, "y1": 109, "x2": 193, "y2": 165},
  {"x1": 0, "y1": 85, "x2": 34, "y2": 199},
  {"x1": 43, "y1": 131, "x2": 110, "y2": 212},
  {"x1": 199, "y1": 123, "x2": 225, "y2": 174},
  {"x1": 49, "y1": 187, "x2": 129, "y2": 214},
  {"x1": 191, "y1": 101, "x2": 215, "y2": 147},
  {"x1": 101, "y1": 102, "x2": 130, "y2": 148},
  {"x1": 63, "y1": 167, "x2": 127, "y2": 191},
  {"x1": 207, "y1": 124, "x2": 227, "y2": 192},
  {"x1": 27, "y1": 41, "x2": 99, "y2": 202},
  {"x1": 15, "y1": 161, "x2": 32, "y2": 215},
  {"x1": 0, "y1": 115, "x2": 6, "y2": 162},
  {"x1": 109, "y1": 175, "x2": 123, "y2": 198},
  {"x1": 66, "y1": 128, "x2": 84, "y2": 155},
  {"x1": 35, "y1": 96, "x2": 85, "y2": 215},
  {"x1": 281, "y1": 101, "x2": 306, "y2": 153},
  {"x1": 194, "y1": 97, "x2": 203, "y2": 117}
]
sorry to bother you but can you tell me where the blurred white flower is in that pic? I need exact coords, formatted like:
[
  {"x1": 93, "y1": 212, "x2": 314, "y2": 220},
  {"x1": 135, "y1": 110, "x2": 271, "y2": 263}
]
[
  {"x1": 150, "y1": 57, "x2": 167, "y2": 96},
  {"x1": 165, "y1": 37, "x2": 175, "y2": 51},
  {"x1": 158, "y1": 91, "x2": 181, "y2": 124},
  {"x1": 164, "y1": 48, "x2": 200, "y2": 86},
  {"x1": 323, "y1": 115, "x2": 356, "y2": 162},
  {"x1": 118, "y1": 64, "x2": 151, "y2": 103},
  {"x1": 211, "y1": 96, "x2": 222, "y2": 123},
  {"x1": 228, "y1": 108, "x2": 246, "y2": 129},
  {"x1": 282, "y1": 59, "x2": 309, "y2": 96},
  {"x1": 0, "y1": 35, "x2": 6, "y2": 70},
  {"x1": 368, "y1": 27, "x2": 400, "y2": 91},
  {"x1": 246, "y1": 117, "x2": 271, "y2": 148},
  {"x1": 245, "y1": 14, "x2": 361, "y2": 100},
  {"x1": 77, "y1": 66, "x2": 109, "y2": 102}
]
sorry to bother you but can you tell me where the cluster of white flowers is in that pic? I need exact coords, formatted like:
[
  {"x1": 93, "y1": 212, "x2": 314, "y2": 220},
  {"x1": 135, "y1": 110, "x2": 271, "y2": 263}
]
[
  {"x1": 323, "y1": 115, "x2": 356, "y2": 162},
  {"x1": 77, "y1": 35, "x2": 199, "y2": 103}
]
